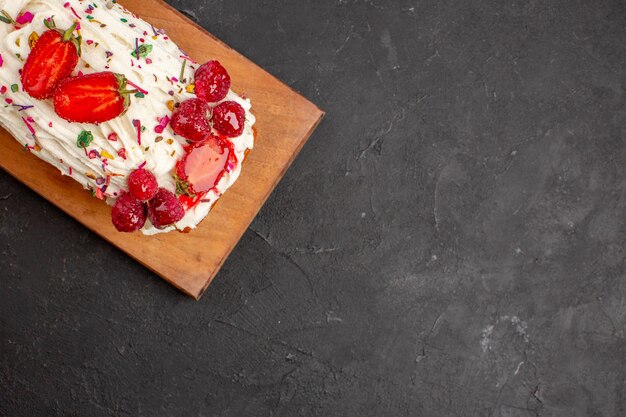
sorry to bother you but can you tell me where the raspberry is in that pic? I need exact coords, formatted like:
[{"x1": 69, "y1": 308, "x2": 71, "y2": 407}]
[
  {"x1": 111, "y1": 192, "x2": 146, "y2": 232},
  {"x1": 195, "y1": 60, "x2": 231, "y2": 103},
  {"x1": 170, "y1": 98, "x2": 212, "y2": 142},
  {"x1": 147, "y1": 188, "x2": 185, "y2": 228},
  {"x1": 127, "y1": 167, "x2": 158, "y2": 201},
  {"x1": 212, "y1": 101, "x2": 245, "y2": 137}
]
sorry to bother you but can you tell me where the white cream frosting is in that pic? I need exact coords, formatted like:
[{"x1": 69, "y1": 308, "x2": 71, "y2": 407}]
[{"x1": 0, "y1": 0, "x2": 255, "y2": 234}]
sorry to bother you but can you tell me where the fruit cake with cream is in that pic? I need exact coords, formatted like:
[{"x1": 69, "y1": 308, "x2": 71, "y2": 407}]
[{"x1": 0, "y1": 0, "x2": 255, "y2": 234}]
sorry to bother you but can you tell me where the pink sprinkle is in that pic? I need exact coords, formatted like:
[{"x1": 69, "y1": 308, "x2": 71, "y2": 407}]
[
  {"x1": 48, "y1": 122, "x2": 53, "y2": 127},
  {"x1": 69, "y1": 167, "x2": 73, "y2": 175},
  {"x1": 171, "y1": 77, "x2": 178, "y2": 83},
  {"x1": 16, "y1": 12, "x2": 35, "y2": 25},
  {"x1": 0, "y1": 53, "x2": 3, "y2": 68},
  {"x1": 88, "y1": 150, "x2": 99, "y2": 159},
  {"x1": 0, "y1": 86, "x2": 6, "y2": 94},
  {"x1": 126, "y1": 79, "x2": 148, "y2": 95},
  {"x1": 27, "y1": 116, "x2": 34, "y2": 123},
  {"x1": 95, "y1": 188, "x2": 105, "y2": 200},
  {"x1": 117, "y1": 148, "x2": 127, "y2": 159},
  {"x1": 70, "y1": 7, "x2": 82, "y2": 20},
  {"x1": 145, "y1": 58, "x2": 152, "y2": 65},
  {"x1": 154, "y1": 115, "x2": 170, "y2": 133},
  {"x1": 75, "y1": 21, "x2": 81, "y2": 30},
  {"x1": 132, "y1": 119, "x2": 142, "y2": 145},
  {"x1": 5, "y1": 98, "x2": 13, "y2": 104},
  {"x1": 86, "y1": 40, "x2": 94, "y2": 45},
  {"x1": 64, "y1": 2, "x2": 70, "y2": 7},
  {"x1": 107, "y1": 132, "x2": 118, "y2": 141},
  {"x1": 21, "y1": 117, "x2": 35, "y2": 136},
  {"x1": 138, "y1": 161, "x2": 147, "y2": 170},
  {"x1": 77, "y1": 71, "x2": 84, "y2": 77}
]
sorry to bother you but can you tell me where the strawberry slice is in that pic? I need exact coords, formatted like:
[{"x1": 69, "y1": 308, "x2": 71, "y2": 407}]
[
  {"x1": 53, "y1": 72, "x2": 136, "y2": 124},
  {"x1": 175, "y1": 135, "x2": 237, "y2": 196},
  {"x1": 21, "y1": 20, "x2": 81, "y2": 99}
]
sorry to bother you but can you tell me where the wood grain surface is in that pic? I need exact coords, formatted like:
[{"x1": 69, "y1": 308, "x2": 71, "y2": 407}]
[{"x1": 0, "y1": 0, "x2": 324, "y2": 299}]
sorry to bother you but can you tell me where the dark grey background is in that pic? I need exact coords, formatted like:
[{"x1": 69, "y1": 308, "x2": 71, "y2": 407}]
[{"x1": 1, "y1": 0, "x2": 625, "y2": 416}]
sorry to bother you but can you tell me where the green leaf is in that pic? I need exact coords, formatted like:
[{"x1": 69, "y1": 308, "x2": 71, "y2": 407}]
[
  {"x1": 77, "y1": 130, "x2": 94, "y2": 148},
  {"x1": 130, "y1": 43, "x2": 152, "y2": 59},
  {"x1": 0, "y1": 10, "x2": 14, "y2": 24},
  {"x1": 174, "y1": 176, "x2": 195, "y2": 197},
  {"x1": 10, "y1": 84, "x2": 18, "y2": 93}
]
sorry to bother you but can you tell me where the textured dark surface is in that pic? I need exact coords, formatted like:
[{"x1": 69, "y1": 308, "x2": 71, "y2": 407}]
[{"x1": 1, "y1": 0, "x2": 625, "y2": 415}]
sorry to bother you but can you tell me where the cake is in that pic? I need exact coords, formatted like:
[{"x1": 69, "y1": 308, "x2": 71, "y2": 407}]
[{"x1": 0, "y1": 0, "x2": 255, "y2": 234}]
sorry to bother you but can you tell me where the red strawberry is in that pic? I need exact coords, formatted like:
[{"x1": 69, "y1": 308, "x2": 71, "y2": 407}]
[
  {"x1": 147, "y1": 188, "x2": 185, "y2": 228},
  {"x1": 195, "y1": 60, "x2": 230, "y2": 102},
  {"x1": 111, "y1": 192, "x2": 146, "y2": 232},
  {"x1": 170, "y1": 98, "x2": 212, "y2": 142},
  {"x1": 53, "y1": 72, "x2": 136, "y2": 124},
  {"x1": 212, "y1": 101, "x2": 245, "y2": 137},
  {"x1": 175, "y1": 135, "x2": 237, "y2": 195},
  {"x1": 127, "y1": 167, "x2": 158, "y2": 201},
  {"x1": 21, "y1": 21, "x2": 80, "y2": 99}
]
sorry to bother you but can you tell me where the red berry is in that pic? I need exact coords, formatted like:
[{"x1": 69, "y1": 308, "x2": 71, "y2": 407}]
[
  {"x1": 212, "y1": 101, "x2": 245, "y2": 137},
  {"x1": 175, "y1": 136, "x2": 236, "y2": 194},
  {"x1": 147, "y1": 188, "x2": 185, "y2": 228},
  {"x1": 170, "y1": 98, "x2": 212, "y2": 142},
  {"x1": 21, "y1": 24, "x2": 80, "y2": 99},
  {"x1": 111, "y1": 192, "x2": 146, "y2": 232},
  {"x1": 53, "y1": 72, "x2": 132, "y2": 124},
  {"x1": 195, "y1": 60, "x2": 231, "y2": 102},
  {"x1": 127, "y1": 168, "x2": 158, "y2": 201}
]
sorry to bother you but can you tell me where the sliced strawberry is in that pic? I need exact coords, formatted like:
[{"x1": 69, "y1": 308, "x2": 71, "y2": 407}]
[
  {"x1": 53, "y1": 72, "x2": 136, "y2": 124},
  {"x1": 175, "y1": 135, "x2": 237, "y2": 195},
  {"x1": 21, "y1": 21, "x2": 80, "y2": 99},
  {"x1": 178, "y1": 192, "x2": 207, "y2": 210}
]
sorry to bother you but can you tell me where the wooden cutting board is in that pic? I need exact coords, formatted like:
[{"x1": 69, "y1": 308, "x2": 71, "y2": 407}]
[{"x1": 0, "y1": 0, "x2": 324, "y2": 299}]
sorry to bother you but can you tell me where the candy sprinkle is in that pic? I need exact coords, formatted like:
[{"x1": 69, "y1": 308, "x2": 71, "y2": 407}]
[
  {"x1": 21, "y1": 116, "x2": 35, "y2": 136},
  {"x1": 77, "y1": 130, "x2": 94, "y2": 148},
  {"x1": 132, "y1": 119, "x2": 142, "y2": 145}
]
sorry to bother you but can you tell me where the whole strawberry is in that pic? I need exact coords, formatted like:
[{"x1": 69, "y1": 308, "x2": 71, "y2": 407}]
[
  {"x1": 170, "y1": 98, "x2": 212, "y2": 142},
  {"x1": 21, "y1": 20, "x2": 81, "y2": 99},
  {"x1": 194, "y1": 60, "x2": 231, "y2": 103},
  {"x1": 212, "y1": 101, "x2": 245, "y2": 137},
  {"x1": 127, "y1": 167, "x2": 158, "y2": 201},
  {"x1": 53, "y1": 72, "x2": 136, "y2": 124},
  {"x1": 111, "y1": 192, "x2": 147, "y2": 232},
  {"x1": 147, "y1": 188, "x2": 185, "y2": 229}
]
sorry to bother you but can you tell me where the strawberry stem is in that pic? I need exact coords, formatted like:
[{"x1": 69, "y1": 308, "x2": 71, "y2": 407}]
[
  {"x1": 62, "y1": 22, "x2": 78, "y2": 41},
  {"x1": 119, "y1": 89, "x2": 139, "y2": 95},
  {"x1": 0, "y1": 10, "x2": 15, "y2": 24},
  {"x1": 43, "y1": 15, "x2": 57, "y2": 30}
]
